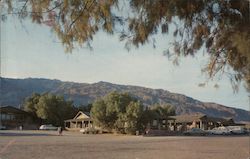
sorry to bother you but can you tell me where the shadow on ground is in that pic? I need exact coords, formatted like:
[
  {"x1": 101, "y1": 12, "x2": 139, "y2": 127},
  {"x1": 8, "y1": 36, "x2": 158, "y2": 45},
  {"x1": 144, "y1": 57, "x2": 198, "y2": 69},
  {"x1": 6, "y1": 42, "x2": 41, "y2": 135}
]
[{"x1": 0, "y1": 131, "x2": 56, "y2": 136}]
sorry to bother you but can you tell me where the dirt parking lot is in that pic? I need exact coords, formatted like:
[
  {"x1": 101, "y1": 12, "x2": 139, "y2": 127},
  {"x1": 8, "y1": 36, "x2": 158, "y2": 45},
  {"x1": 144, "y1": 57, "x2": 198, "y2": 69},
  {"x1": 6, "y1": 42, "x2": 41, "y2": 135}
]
[{"x1": 0, "y1": 130, "x2": 249, "y2": 159}]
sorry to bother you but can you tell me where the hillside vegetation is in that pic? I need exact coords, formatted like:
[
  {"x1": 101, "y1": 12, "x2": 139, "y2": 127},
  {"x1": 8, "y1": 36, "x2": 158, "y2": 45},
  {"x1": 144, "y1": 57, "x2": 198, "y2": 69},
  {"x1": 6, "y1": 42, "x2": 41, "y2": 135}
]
[{"x1": 0, "y1": 77, "x2": 249, "y2": 122}]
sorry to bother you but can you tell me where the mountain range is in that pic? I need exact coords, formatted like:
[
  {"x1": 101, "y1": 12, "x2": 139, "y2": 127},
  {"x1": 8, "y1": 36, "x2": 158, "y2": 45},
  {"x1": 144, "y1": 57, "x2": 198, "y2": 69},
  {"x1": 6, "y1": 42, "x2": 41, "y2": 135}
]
[{"x1": 0, "y1": 77, "x2": 249, "y2": 122}]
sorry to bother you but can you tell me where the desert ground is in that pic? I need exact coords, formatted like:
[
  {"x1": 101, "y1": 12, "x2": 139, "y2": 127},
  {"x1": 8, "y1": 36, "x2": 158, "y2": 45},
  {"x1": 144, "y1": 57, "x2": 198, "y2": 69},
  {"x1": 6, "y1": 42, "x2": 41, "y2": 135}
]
[{"x1": 0, "y1": 130, "x2": 249, "y2": 159}]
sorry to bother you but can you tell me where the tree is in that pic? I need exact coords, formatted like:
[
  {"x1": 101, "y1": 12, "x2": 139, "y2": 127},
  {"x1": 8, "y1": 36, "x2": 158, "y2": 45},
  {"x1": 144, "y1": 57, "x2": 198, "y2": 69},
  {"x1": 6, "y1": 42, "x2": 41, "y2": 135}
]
[
  {"x1": 126, "y1": 0, "x2": 250, "y2": 92},
  {"x1": 23, "y1": 93, "x2": 42, "y2": 123},
  {"x1": 2, "y1": 0, "x2": 250, "y2": 91},
  {"x1": 23, "y1": 93, "x2": 76, "y2": 126},
  {"x1": 91, "y1": 92, "x2": 143, "y2": 134},
  {"x1": 78, "y1": 104, "x2": 92, "y2": 112},
  {"x1": 90, "y1": 99, "x2": 109, "y2": 129},
  {"x1": 24, "y1": 93, "x2": 41, "y2": 116},
  {"x1": 150, "y1": 104, "x2": 176, "y2": 119},
  {"x1": 139, "y1": 104, "x2": 176, "y2": 130},
  {"x1": 124, "y1": 101, "x2": 144, "y2": 134}
]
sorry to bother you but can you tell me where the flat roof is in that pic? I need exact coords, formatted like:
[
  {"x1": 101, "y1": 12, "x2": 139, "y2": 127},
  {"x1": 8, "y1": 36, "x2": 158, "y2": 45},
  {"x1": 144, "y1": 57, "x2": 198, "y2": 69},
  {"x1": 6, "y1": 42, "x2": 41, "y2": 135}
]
[{"x1": 0, "y1": 106, "x2": 29, "y2": 115}]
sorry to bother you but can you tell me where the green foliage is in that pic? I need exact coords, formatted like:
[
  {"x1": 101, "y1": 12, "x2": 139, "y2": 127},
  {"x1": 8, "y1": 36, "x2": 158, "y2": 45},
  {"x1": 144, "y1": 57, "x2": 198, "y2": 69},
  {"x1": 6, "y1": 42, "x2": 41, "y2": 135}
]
[
  {"x1": 150, "y1": 104, "x2": 176, "y2": 119},
  {"x1": 78, "y1": 104, "x2": 92, "y2": 112},
  {"x1": 23, "y1": 93, "x2": 76, "y2": 126},
  {"x1": 127, "y1": 0, "x2": 250, "y2": 91},
  {"x1": 2, "y1": 0, "x2": 118, "y2": 52},
  {"x1": 140, "y1": 104, "x2": 175, "y2": 129},
  {"x1": 2, "y1": 0, "x2": 249, "y2": 90},
  {"x1": 91, "y1": 99, "x2": 109, "y2": 129},
  {"x1": 24, "y1": 93, "x2": 41, "y2": 116},
  {"x1": 91, "y1": 92, "x2": 143, "y2": 134},
  {"x1": 124, "y1": 101, "x2": 144, "y2": 134},
  {"x1": 91, "y1": 92, "x2": 176, "y2": 134}
]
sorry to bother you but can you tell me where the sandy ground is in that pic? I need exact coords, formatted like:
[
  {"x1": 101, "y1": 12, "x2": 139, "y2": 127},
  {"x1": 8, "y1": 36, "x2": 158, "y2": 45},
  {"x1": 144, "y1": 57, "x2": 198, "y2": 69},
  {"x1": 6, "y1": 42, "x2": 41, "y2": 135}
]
[{"x1": 0, "y1": 130, "x2": 249, "y2": 159}]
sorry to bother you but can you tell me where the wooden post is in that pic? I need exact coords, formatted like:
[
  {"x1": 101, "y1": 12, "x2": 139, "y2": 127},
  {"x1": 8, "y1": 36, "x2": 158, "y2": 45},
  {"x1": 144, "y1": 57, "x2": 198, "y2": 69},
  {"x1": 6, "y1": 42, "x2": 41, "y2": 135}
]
[
  {"x1": 200, "y1": 120, "x2": 203, "y2": 129},
  {"x1": 87, "y1": 120, "x2": 89, "y2": 127}
]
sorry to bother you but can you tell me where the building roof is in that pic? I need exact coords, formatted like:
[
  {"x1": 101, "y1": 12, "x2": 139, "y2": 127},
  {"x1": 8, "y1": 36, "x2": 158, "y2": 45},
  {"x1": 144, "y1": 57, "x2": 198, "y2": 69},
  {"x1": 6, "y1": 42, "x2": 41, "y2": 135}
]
[
  {"x1": 0, "y1": 106, "x2": 29, "y2": 114},
  {"x1": 170, "y1": 114, "x2": 206, "y2": 123},
  {"x1": 206, "y1": 116, "x2": 234, "y2": 123},
  {"x1": 170, "y1": 113, "x2": 235, "y2": 124},
  {"x1": 64, "y1": 118, "x2": 92, "y2": 122},
  {"x1": 65, "y1": 111, "x2": 91, "y2": 122},
  {"x1": 73, "y1": 111, "x2": 90, "y2": 119}
]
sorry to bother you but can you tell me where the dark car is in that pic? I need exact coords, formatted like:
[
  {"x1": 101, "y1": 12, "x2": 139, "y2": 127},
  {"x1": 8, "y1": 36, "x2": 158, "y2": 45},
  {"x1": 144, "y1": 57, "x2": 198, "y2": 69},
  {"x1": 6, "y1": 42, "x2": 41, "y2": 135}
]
[{"x1": 183, "y1": 128, "x2": 207, "y2": 136}]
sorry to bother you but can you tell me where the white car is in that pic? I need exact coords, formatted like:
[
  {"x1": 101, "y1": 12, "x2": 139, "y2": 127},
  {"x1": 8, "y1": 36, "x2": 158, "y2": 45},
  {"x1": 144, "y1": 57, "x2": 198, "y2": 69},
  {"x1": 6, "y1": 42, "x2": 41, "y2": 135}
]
[
  {"x1": 227, "y1": 126, "x2": 246, "y2": 134},
  {"x1": 80, "y1": 127, "x2": 98, "y2": 134},
  {"x1": 0, "y1": 125, "x2": 6, "y2": 130},
  {"x1": 208, "y1": 126, "x2": 231, "y2": 135},
  {"x1": 39, "y1": 124, "x2": 58, "y2": 130}
]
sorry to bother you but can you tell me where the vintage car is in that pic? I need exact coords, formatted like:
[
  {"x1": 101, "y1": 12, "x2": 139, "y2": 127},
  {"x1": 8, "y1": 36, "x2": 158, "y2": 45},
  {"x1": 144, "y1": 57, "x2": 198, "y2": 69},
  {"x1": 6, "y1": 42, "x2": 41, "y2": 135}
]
[
  {"x1": 80, "y1": 127, "x2": 99, "y2": 134},
  {"x1": 208, "y1": 126, "x2": 231, "y2": 135},
  {"x1": 39, "y1": 124, "x2": 58, "y2": 130},
  {"x1": 227, "y1": 126, "x2": 246, "y2": 134},
  {"x1": 183, "y1": 128, "x2": 207, "y2": 136}
]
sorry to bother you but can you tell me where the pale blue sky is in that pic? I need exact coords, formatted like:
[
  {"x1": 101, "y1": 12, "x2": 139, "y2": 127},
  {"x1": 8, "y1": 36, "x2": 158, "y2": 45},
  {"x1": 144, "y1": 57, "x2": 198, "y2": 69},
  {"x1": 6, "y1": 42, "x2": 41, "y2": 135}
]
[{"x1": 1, "y1": 17, "x2": 249, "y2": 111}]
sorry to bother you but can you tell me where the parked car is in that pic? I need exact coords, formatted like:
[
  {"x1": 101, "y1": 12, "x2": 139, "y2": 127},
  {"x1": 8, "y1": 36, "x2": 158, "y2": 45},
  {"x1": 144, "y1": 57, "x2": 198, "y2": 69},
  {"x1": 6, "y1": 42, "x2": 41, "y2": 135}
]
[
  {"x1": 0, "y1": 125, "x2": 6, "y2": 130},
  {"x1": 208, "y1": 126, "x2": 231, "y2": 135},
  {"x1": 80, "y1": 127, "x2": 98, "y2": 134},
  {"x1": 245, "y1": 128, "x2": 250, "y2": 134},
  {"x1": 39, "y1": 124, "x2": 58, "y2": 130},
  {"x1": 227, "y1": 126, "x2": 246, "y2": 134},
  {"x1": 183, "y1": 128, "x2": 207, "y2": 136}
]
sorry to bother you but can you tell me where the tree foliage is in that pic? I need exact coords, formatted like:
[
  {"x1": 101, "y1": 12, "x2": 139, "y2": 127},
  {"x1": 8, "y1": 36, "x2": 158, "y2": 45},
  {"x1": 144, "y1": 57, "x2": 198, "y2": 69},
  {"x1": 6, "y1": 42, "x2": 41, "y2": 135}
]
[
  {"x1": 124, "y1": 101, "x2": 144, "y2": 134},
  {"x1": 91, "y1": 92, "x2": 176, "y2": 134},
  {"x1": 2, "y1": 0, "x2": 250, "y2": 90},
  {"x1": 150, "y1": 104, "x2": 176, "y2": 119},
  {"x1": 139, "y1": 104, "x2": 176, "y2": 130},
  {"x1": 24, "y1": 93, "x2": 41, "y2": 116},
  {"x1": 91, "y1": 99, "x2": 110, "y2": 128},
  {"x1": 23, "y1": 93, "x2": 76, "y2": 126},
  {"x1": 78, "y1": 104, "x2": 92, "y2": 112},
  {"x1": 91, "y1": 92, "x2": 144, "y2": 134},
  {"x1": 126, "y1": 0, "x2": 250, "y2": 91}
]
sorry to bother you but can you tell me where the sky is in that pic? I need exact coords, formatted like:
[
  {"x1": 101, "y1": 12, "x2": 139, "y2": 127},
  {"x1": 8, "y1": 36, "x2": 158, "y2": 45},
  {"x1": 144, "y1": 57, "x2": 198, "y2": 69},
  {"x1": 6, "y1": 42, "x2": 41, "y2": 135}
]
[{"x1": 1, "y1": 17, "x2": 249, "y2": 111}]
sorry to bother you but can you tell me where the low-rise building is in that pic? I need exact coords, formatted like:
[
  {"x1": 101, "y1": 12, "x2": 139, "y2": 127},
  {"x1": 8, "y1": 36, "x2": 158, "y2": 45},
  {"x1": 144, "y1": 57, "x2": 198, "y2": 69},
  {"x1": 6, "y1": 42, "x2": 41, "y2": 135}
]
[
  {"x1": 147, "y1": 113, "x2": 237, "y2": 132},
  {"x1": 64, "y1": 111, "x2": 93, "y2": 131},
  {"x1": 170, "y1": 114, "x2": 236, "y2": 131},
  {"x1": 0, "y1": 106, "x2": 38, "y2": 129}
]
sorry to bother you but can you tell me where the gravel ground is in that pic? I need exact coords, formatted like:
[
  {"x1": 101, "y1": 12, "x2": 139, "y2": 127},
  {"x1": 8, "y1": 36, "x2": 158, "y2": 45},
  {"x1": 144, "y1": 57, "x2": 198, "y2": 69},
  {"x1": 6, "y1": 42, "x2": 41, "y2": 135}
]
[{"x1": 0, "y1": 130, "x2": 249, "y2": 159}]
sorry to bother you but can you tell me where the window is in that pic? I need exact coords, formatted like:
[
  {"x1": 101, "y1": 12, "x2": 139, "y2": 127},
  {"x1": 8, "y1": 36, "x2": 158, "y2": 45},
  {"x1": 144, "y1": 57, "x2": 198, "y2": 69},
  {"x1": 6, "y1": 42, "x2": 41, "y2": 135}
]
[
  {"x1": 162, "y1": 120, "x2": 166, "y2": 124},
  {"x1": 6, "y1": 114, "x2": 11, "y2": 120},
  {"x1": 10, "y1": 114, "x2": 15, "y2": 120},
  {"x1": 153, "y1": 120, "x2": 157, "y2": 126},
  {"x1": 1, "y1": 114, "x2": 6, "y2": 120}
]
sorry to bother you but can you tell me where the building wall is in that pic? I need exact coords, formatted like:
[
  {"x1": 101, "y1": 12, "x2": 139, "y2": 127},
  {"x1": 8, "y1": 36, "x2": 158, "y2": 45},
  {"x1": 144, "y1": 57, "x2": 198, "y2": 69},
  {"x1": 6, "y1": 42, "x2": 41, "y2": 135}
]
[
  {"x1": 0, "y1": 112, "x2": 38, "y2": 129},
  {"x1": 65, "y1": 120, "x2": 93, "y2": 130}
]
